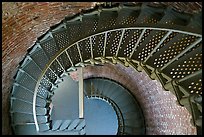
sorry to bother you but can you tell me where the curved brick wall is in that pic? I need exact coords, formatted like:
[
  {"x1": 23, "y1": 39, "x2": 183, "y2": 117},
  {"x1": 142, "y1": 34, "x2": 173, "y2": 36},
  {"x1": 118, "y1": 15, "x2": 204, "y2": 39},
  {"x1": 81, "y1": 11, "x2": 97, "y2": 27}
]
[
  {"x1": 70, "y1": 63, "x2": 196, "y2": 135},
  {"x1": 2, "y1": 2, "x2": 96, "y2": 135},
  {"x1": 2, "y1": 2, "x2": 201, "y2": 135}
]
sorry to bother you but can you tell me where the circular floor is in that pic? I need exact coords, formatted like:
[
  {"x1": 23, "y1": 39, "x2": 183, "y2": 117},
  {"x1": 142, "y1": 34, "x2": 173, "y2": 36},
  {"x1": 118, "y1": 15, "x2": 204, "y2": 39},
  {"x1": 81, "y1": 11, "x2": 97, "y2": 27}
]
[{"x1": 84, "y1": 97, "x2": 118, "y2": 135}]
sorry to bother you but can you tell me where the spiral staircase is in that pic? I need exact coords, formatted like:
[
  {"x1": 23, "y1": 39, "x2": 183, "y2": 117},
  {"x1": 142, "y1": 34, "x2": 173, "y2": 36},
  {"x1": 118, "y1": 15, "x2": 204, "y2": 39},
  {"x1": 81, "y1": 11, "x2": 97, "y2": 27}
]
[{"x1": 10, "y1": 2, "x2": 202, "y2": 135}]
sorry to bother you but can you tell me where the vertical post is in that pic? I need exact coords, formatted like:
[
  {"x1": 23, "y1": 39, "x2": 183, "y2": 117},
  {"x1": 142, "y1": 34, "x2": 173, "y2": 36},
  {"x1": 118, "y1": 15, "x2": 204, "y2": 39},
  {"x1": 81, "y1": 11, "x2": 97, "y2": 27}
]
[
  {"x1": 79, "y1": 67, "x2": 84, "y2": 118},
  {"x1": 103, "y1": 32, "x2": 108, "y2": 57},
  {"x1": 90, "y1": 37, "x2": 93, "y2": 59}
]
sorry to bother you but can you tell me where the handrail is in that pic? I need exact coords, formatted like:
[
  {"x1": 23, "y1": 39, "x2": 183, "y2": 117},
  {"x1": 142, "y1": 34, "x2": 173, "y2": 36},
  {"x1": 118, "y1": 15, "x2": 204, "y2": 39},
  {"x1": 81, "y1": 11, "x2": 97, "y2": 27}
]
[{"x1": 33, "y1": 27, "x2": 202, "y2": 131}]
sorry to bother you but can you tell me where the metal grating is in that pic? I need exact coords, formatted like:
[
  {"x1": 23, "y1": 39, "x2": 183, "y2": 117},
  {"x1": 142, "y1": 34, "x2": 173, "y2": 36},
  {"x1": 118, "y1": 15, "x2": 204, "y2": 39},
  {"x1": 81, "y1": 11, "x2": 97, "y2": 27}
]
[
  {"x1": 16, "y1": 72, "x2": 37, "y2": 91},
  {"x1": 40, "y1": 76, "x2": 52, "y2": 91},
  {"x1": 137, "y1": 30, "x2": 167, "y2": 61},
  {"x1": 97, "y1": 11, "x2": 117, "y2": 31},
  {"x1": 131, "y1": 29, "x2": 152, "y2": 59},
  {"x1": 13, "y1": 113, "x2": 48, "y2": 124},
  {"x1": 30, "y1": 47, "x2": 49, "y2": 70},
  {"x1": 82, "y1": 16, "x2": 98, "y2": 35},
  {"x1": 92, "y1": 33, "x2": 105, "y2": 57},
  {"x1": 145, "y1": 33, "x2": 182, "y2": 68},
  {"x1": 52, "y1": 29, "x2": 70, "y2": 49},
  {"x1": 57, "y1": 52, "x2": 72, "y2": 71},
  {"x1": 37, "y1": 85, "x2": 49, "y2": 99},
  {"x1": 78, "y1": 38, "x2": 91, "y2": 61},
  {"x1": 66, "y1": 22, "x2": 82, "y2": 43},
  {"x1": 105, "y1": 30, "x2": 123, "y2": 56},
  {"x1": 117, "y1": 29, "x2": 142, "y2": 58},
  {"x1": 153, "y1": 35, "x2": 197, "y2": 68},
  {"x1": 188, "y1": 78, "x2": 202, "y2": 95},
  {"x1": 45, "y1": 69, "x2": 57, "y2": 84},
  {"x1": 163, "y1": 45, "x2": 202, "y2": 79},
  {"x1": 22, "y1": 59, "x2": 42, "y2": 81},
  {"x1": 50, "y1": 60, "x2": 64, "y2": 77},
  {"x1": 179, "y1": 72, "x2": 202, "y2": 95},
  {"x1": 66, "y1": 45, "x2": 81, "y2": 65},
  {"x1": 40, "y1": 38, "x2": 59, "y2": 59}
]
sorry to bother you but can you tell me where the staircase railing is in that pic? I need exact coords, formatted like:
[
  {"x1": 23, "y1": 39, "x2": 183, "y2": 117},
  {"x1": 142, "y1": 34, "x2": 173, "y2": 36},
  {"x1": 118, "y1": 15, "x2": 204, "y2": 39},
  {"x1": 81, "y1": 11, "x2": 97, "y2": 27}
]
[{"x1": 32, "y1": 27, "x2": 202, "y2": 132}]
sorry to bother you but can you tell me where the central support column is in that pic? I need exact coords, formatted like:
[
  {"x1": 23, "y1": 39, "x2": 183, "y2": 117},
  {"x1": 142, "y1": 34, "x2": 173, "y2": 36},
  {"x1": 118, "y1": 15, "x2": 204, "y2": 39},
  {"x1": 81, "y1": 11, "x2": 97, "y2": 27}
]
[{"x1": 78, "y1": 67, "x2": 84, "y2": 118}]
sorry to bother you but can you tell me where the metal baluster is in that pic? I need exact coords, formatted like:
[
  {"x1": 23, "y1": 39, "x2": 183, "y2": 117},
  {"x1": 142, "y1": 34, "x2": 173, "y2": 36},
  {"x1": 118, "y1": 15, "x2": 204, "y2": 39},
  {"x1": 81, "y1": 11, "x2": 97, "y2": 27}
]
[
  {"x1": 65, "y1": 50, "x2": 74, "y2": 67},
  {"x1": 90, "y1": 37, "x2": 93, "y2": 59},
  {"x1": 103, "y1": 32, "x2": 108, "y2": 57},
  {"x1": 76, "y1": 42, "x2": 83, "y2": 63},
  {"x1": 115, "y1": 29, "x2": 126, "y2": 57}
]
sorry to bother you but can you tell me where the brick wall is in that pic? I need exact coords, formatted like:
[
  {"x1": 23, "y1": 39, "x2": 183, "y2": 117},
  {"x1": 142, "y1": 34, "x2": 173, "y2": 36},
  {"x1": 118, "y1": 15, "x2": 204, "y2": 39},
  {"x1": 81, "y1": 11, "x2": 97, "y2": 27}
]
[
  {"x1": 70, "y1": 63, "x2": 197, "y2": 135},
  {"x1": 2, "y1": 2, "x2": 96, "y2": 135}
]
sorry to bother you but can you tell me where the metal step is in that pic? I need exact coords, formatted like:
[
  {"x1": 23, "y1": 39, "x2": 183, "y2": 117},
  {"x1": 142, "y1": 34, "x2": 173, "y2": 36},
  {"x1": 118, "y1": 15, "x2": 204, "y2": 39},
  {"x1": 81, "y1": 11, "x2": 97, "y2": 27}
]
[
  {"x1": 39, "y1": 36, "x2": 59, "y2": 59},
  {"x1": 124, "y1": 126, "x2": 144, "y2": 135},
  {"x1": 40, "y1": 130, "x2": 80, "y2": 135},
  {"x1": 162, "y1": 44, "x2": 202, "y2": 80},
  {"x1": 67, "y1": 119, "x2": 81, "y2": 130},
  {"x1": 14, "y1": 123, "x2": 50, "y2": 135},
  {"x1": 99, "y1": 80, "x2": 117, "y2": 97},
  {"x1": 65, "y1": 20, "x2": 82, "y2": 44},
  {"x1": 122, "y1": 111, "x2": 141, "y2": 120},
  {"x1": 29, "y1": 45, "x2": 49, "y2": 70},
  {"x1": 81, "y1": 14, "x2": 99, "y2": 37},
  {"x1": 15, "y1": 70, "x2": 37, "y2": 92},
  {"x1": 11, "y1": 99, "x2": 47, "y2": 115},
  {"x1": 124, "y1": 119, "x2": 143, "y2": 128},
  {"x1": 75, "y1": 119, "x2": 86, "y2": 130},
  {"x1": 13, "y1": 124, "x2": 38, "y2": 135},
  {"x1": 51, "y1": 27, "x2": 70, "y2": 49},
  {"x1": 66, "y1": 44, "x2": 81, "y2": 66},
  {"x1": 11, "y1": 94, "x2": 46, "y2": 108},
  {"x1": 51, "y1": 119, "x2": 85, "y2": 131},
  {"x1": 52, "y1": 120, "x2": 63, "y2": 131},
  {"x1": 187, "y1": 12, "x2": 202, "y2": 33},
  {"x1": 109, "y1": 87, "x2": 126, "y2": 101},
  {"x1": 12, "y1": 112, "x2": 48, "y2": 125},
  {"x1": 12, "y1": 83, "x2": 47, "y2": 100},
  {"x1": 20, "y1": 58, "x2": 42, "y2": 82},
  {"x1": 59, "y1": 120, "x2": 72, "y2": 131},
  {"x1": 77, "y1": 38, "x2": 92, "y2": 62},
  {"x1": 117, "y1": 29, "x2": 144, "y2": 58},
  {"x1": 49, "y1": 59, "x2": 64, "y2": 78},
  {"x1": 95, "y1": 8, "x2": 118, "y2": 32}
]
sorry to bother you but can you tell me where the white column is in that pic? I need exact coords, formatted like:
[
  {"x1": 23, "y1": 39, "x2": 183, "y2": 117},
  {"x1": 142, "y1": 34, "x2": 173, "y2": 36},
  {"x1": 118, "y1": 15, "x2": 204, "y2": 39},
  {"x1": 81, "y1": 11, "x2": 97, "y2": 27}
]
[{"x1": 78, "y1": 67, "x2": 84, "y2": 118}]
